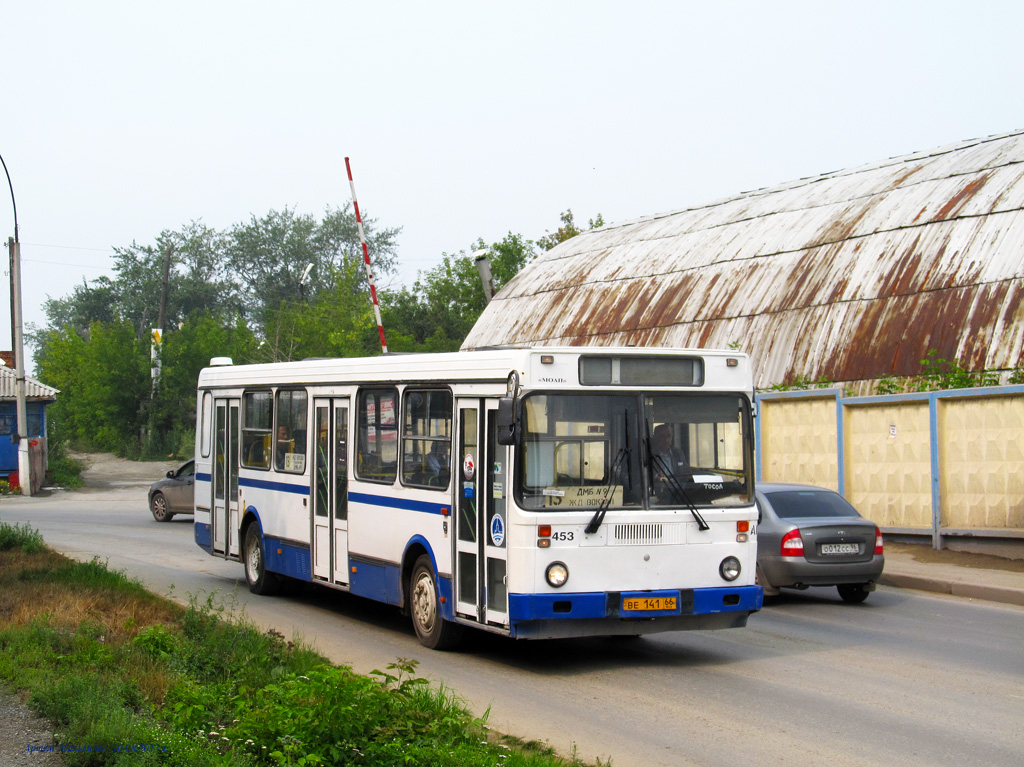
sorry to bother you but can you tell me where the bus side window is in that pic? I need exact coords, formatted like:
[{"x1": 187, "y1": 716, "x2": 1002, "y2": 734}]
[
  {"x1": 401, "y1": 389, "x2": 452, "y2": 490},
  {"x1": 275, "y1": 389, "x2": 308, "y2": 473},
  {"x1": 356, "y1": 388, "x2": 399, "y2": 483},
  {"x1": 200, "y1": 391, "x2": 212, "y2": 458},
  {"x1": 241, "y1": 390, "x2": 272, "y2": 470}
]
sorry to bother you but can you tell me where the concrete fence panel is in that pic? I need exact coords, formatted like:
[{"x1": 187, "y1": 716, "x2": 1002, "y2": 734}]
[
  {"x1": 939, "y1": 394, "x2": 1024, "y2": 531},
  {"x1": 844, "y1": 401, "x2": 932, "y2": 529},
  {"x1": 759, "y1": 395, "x2": 838, "y2": 491}
]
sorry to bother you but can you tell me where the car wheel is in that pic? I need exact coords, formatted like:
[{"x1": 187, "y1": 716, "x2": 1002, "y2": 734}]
[
  {"x1": 756, "y1": 564, "x2": 780, "y2": 597},
  {"x1": 150, "y1": 492, "x2": 173, "y2": 522},
  {"x1": 409, "y1": 554, "x2": 463, "y2": 650},
  {"x1": 244, "y1": 524, "x2": 281, "y2": 596},
  {"x1": 837, "y1": 583, "x2": 870, "y2": 603}
]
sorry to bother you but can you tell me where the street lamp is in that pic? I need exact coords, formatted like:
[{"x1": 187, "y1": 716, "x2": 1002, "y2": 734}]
[{"x1": 1, "y1": 151, "x2": 31, "y2": 495}]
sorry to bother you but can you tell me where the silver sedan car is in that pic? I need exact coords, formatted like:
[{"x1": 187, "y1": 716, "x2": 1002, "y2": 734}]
[
  {"x1": 755, "y1": 483, "x2": 884, "y2": 602},
  {"x1": 148, "y1": 459, "x2": 195, "y2": 522}
]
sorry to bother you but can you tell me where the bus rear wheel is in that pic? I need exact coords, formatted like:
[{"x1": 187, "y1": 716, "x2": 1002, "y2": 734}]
[
  {"x1": 244, "y1": 524, "x2": 281, "y2": 596},
  {"x1": 410, "y1": 555, "x2": 463, "y2": 650}
]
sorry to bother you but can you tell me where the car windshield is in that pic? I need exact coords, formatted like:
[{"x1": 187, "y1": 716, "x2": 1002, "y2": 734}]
[
  {"x1": 516, "y1": 392, "x2": 751, "y2": 511},
  {"x1": 764, "y1": 490, "x2": 860, "y2": 519}
]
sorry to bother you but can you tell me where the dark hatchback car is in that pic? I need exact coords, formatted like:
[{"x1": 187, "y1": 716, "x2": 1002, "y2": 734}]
[
  {"x1": 756, "y1": 483, "x2": 884, "y2": 602},
  {"x1": 148, "y1": 459, "x2": 195, "y2": 522}
]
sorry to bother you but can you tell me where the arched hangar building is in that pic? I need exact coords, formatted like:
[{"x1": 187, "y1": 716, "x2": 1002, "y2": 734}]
[{"x1": 463, "y1": 130, "x2": 1024, "y2": 392}]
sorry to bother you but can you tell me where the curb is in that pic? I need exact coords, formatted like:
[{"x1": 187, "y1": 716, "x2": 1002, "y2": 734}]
[{"x1": 879, "y1": 572, "x2": 1024, "y2": 607}]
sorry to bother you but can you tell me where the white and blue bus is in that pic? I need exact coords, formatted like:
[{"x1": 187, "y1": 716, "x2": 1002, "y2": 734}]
[{"x1": 193, "y1": 347, "x2": 762, "y2": 648}]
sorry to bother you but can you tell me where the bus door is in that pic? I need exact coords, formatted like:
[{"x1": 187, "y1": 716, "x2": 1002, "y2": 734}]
[
  {"x1": 453, "y1": 399, "x2": 509, "y2": 628},
  {"x1": 312, "y1": 398, "x2": 350, "y2": 585},
  {"x1": 212, "y1": 397, "x2": 240, "y2": 558}
]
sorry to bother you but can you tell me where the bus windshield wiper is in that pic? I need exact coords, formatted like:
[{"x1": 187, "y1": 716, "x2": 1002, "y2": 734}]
[
  {"x1": 645, "y1": 420, "x2": 709, "y2": 531},
  {"x1": 585, "y1": 410, "x2": 631, "y2": 535},
  {"x1": 585, "y1": 446, "x2": 628, "y2": 535}
]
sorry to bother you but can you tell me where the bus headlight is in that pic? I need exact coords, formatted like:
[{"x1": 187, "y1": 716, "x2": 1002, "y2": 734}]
[
  {"x1": 546, "y1": 562, "x2": 569, "y2": 588},
  {"x1": 719, "y1": 556, "x2": 741, "y2": 582}
]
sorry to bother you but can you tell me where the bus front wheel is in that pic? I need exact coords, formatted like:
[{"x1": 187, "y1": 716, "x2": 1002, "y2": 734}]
[
  {"x1": 410, "y1": 554, "x2": 463, "y2": 650},
  {"x1": 244, "y1": 524, "x2": 281, "y2": 596}
]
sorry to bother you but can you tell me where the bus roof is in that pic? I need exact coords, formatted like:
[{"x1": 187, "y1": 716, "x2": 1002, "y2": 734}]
[{"x1": 197, "y1": 346, "x2": 751, "y2": 390}]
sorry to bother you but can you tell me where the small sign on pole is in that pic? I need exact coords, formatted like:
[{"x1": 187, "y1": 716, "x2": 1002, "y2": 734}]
[{"x1": 151, "y1": 328, "x2": 162, "y2": 389}]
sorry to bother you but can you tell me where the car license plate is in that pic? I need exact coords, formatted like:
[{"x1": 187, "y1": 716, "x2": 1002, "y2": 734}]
[
  {"x1": 821, "y1": 543, "x2": 859, "y2": 555},
  {"x1": 622, "y1": 596, "x2": 677, "y2": 612}
]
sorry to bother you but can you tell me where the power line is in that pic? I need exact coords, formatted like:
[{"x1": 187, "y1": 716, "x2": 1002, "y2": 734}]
[
  {"x1": 19, "y1": 258, "x2": 111, "y2": 269},
  {"x1": 22, "y1": 241, "x2": 115, "y2": 252}
]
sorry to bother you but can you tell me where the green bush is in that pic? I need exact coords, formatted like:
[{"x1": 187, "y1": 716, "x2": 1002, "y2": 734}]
[{"x1": 0, "y1": 520, "x2": 45, "y2": 552}]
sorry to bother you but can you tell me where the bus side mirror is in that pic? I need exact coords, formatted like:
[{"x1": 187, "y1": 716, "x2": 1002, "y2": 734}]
[{"x1": 496, "y1": 396, "x2": 517, "y2": 446}]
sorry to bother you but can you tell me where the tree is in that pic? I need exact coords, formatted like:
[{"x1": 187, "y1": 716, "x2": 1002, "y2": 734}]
[
  {"x1": 537, "y1": 209, "x2": 605, "y2": 251},
  {"x1": 260, "y1": 258, "x2": 383, "y2": 362},
  {"x1": 34, "y1": 207, "x2": 399, "y2": 352},
  {"x1": 38, "y1": 277, "x2": 118, "y2": 340},
  {"x1": 147, "y1": 313, "x2": 259, "y2": 453},
  {"x1": 36, "y1": 321, "x2": 149, "y2": 452},
  {"x1": 381, "y1": 231, "x2": 539, "y2": 353},
  {"x1": 226, "y1": 206, "x2": 400, "y2": 329}
]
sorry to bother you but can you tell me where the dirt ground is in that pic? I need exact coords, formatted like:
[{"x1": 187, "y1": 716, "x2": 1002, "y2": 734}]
[
  {"x1": 0, "y1": 689, "x2": 64, "y2": 767},
  {"x1": 73, "y1": 452, "x2": 179, "y2": 492}
]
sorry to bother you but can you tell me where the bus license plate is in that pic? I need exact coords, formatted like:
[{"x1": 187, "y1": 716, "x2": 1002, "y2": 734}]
[
  {"x1": 821, "y1": 543, "x2": 859, "y2": 555},
  {"x1": 622, "y1": 596, "x2": 677, "y2": 612}
]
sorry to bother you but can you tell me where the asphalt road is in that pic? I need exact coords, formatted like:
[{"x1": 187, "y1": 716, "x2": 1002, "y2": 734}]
[{"x1": 2, "y1": 460, "x2": 1022, "y2": 767}]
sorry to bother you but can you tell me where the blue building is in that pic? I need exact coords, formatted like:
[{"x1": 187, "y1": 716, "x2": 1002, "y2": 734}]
[{"x1": 0, "y1": 364, "x2": 58, "y2": 484}]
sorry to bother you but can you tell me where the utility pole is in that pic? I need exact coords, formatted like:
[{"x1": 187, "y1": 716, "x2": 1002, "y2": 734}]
[
  {"x1": 2, "y1": 151, "x2": 30, "y2": 495},
  {"x1": 157, "y1": 241, "x2": 171, "y2": 333}
]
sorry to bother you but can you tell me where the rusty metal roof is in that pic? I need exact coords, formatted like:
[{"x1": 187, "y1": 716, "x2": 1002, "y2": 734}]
[
  {"x1": 0, "y1": 366, "x2": 59, "y2": 401},
  {"x1": 463, "y1": 130, "x2": 1024, "y2": 389}
]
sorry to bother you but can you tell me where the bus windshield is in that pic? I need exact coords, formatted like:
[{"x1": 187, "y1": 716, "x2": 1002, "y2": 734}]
[{"x1": 517, "y1": 392, "x2": 751, "y2": 511}]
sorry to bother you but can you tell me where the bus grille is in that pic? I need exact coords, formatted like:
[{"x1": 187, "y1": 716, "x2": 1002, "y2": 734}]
[{"x1": 610, "y1": 523, "x2": 683, "y2": 545}]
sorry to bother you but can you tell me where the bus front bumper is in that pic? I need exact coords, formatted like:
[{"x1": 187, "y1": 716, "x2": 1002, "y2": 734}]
[{"x1": 506, "y1": 585, "x2": 763, "y2": 639}]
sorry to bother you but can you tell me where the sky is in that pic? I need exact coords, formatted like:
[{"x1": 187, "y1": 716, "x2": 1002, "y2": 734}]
[{"x1": 3, "y1": 1, "x2": 1024, "y2": 372}]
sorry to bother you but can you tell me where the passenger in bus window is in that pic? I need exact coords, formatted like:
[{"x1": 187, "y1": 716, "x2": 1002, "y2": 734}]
[
  {"x1": 276, "y1": 425, "x2": 290, "y2": 470},
  {"x1": 426, "y1": 441, "x2": 449, "y2": 486},
  {"x1": 652, "y1": 423, "x2": 690, "y2": 496}
]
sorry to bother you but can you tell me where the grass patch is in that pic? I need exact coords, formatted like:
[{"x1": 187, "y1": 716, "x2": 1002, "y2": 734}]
[{"x1": 0, "y1": 521, "x2": 601, "y2": 766}]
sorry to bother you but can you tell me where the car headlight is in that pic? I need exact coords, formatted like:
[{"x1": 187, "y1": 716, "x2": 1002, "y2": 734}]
[
  {"x1": 546, "y1": 561, "x2": 569, "y2": 588},
  {"x1": 719, "y1": 556, "x2": 741, "y2": 582}
]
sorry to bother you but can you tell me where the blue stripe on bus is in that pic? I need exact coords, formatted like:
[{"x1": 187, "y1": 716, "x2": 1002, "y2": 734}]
[
  {"x1": 349, "y1": 491, "x2": 447, "y2": 515},
  {"x1": 508, "y1": 585, "x2": 762, "y2": 621},
  {"x1": 194, "y1": 473, "x2": 307, "y2": 496},
  {"x1": 348, "y1": 559, "x2": 401, "y2": 604},
  {"x1": 693, "y1": 585, "x2": 763, "y2": 614},
  {"x1": 264, "y1": 535, "x2": 312, "y2": 580},
  {"x1": 509, "y1": 592, "x2": 608, "y2": 620},
  {"x1": 194, "y1": 522, "x2": 212, "y2": 551},
  {"x1": 239, "y1": 476, "x2": 310, "y2": 495}
]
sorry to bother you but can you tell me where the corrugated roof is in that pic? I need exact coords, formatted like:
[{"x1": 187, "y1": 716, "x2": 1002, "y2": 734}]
[
  {"x1": 463, "y1": 130, "x2": 1024, "y2": 389},
  {"x1": 0, "y1": 366, "x2": 59, "y2": 401}
]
